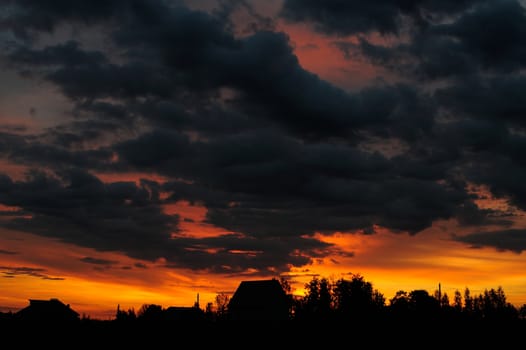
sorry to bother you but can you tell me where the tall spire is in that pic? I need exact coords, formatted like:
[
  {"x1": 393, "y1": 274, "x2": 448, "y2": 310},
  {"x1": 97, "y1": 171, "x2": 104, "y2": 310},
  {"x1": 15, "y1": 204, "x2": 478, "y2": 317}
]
[{"x1": 194, "y1": 292, "x2": 200, "y2": 309}]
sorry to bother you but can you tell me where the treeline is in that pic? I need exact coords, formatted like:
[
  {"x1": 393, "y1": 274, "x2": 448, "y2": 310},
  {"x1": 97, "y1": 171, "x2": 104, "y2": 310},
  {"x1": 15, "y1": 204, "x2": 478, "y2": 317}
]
[
  {"x1": 2, "y1": 273, "x2": 526, "y2": 325},
  {"x1": 282, "y1": 273, "x2": 526, "y2": 324},
  {"x1": 113, "y1": 273, "x2": 526, "y2": 324},
  {"x1": 2, "y1": 274, "x2": 524, "y2": 347}
]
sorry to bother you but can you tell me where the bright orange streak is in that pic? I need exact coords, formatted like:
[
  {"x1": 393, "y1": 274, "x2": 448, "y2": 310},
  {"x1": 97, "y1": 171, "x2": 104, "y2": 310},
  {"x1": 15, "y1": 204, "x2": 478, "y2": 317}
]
[
  {"x1": 468, "y1": 183, "x2": 517, "y2": 213},
  {"x1": 94, "y1": 172, "x2": 170, "y2": 186},
  {"x1": 0, "y1": 159, "x2": 30, "y2": 181},
  {"x1": 0, "y1": 204, "x2": 22, "y2": 212},
  {"x1": 278, "y1": 21, "x2": 382, "y2": 91},
  {"x1": 163, "y1": 200, "x2": 233, "y2": 238}
]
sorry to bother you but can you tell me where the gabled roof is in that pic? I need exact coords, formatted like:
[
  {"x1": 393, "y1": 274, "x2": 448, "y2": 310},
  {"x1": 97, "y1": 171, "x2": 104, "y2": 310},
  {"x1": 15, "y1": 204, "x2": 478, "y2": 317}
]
[
  {"x1": 228, "y1": 279, "x2": 290, "y2": 320},
  {"x1": 230, "y1": 279, "x2": 287, "y2": 304},
  {"x1": 16, "y1": 298, "x2": 80, "y2": 322}
]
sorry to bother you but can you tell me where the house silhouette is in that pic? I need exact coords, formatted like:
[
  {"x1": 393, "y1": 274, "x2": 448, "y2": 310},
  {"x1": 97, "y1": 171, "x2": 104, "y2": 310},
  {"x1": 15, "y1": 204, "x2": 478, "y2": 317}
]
[
  {"x1": 227, "y1": 279, "x2": 290, "y2": 321},
  {"x1": 164, "y1": 306, "x2": 204, "y2": 321},
  {"x1": 15, "y1": 298, "x2": 80, "y2": 322}
]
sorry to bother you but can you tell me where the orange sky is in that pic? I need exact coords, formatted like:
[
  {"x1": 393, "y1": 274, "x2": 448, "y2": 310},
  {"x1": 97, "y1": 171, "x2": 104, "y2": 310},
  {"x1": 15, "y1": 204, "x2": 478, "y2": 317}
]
[
  {"x1": 2, "y1": 0, "x2": 526, "y2": 320},
  {"x1": 2, "y1": 193, "x2": 526, "y2": 319}
]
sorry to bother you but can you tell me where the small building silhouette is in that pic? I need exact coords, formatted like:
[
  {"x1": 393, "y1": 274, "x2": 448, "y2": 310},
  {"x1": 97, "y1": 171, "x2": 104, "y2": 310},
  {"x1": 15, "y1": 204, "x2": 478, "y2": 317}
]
[
  {"x1": 164, "y1": 306, "x2": 205, "y2": 322},
  {"x1": 16, "y1": 298, "x2": 80, "y2": 322},
  {"x1": 227, "y1": 279, "x2": 290, "y2": 321},
  {"x1": 163, "y1": 293, "x2": 205, "y2": 322}
]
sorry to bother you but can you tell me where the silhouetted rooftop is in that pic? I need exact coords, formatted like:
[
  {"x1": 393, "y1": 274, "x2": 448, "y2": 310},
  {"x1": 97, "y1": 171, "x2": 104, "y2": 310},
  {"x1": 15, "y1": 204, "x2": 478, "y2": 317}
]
[
  {"x1": 16, "y1": 298, "x2": 80, "y2": 322},
  {"x1": 228, "y1": 279, "x2": 289, "y2": 321}
]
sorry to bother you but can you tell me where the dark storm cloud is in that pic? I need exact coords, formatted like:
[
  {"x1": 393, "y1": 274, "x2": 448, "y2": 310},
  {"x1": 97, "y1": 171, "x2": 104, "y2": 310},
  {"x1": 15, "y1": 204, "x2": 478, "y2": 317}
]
[
  {"x1": 115, "y1": 129, "x2": 193, "y2": 169},
  {"x1": 47, "y1": 62, "x2": 179, "y2": 101},
  {"x1": 0, "y1": 170, "x2": 179, "y2": 262},
  {"x1": 8, "y1": 40, "x2": 107, "y2": 67},
  {"x1": 437, "y1": 0, "x2": 526, "y2": 72},
  {"x1": 455, "y1": 200, "x2": 514, "y2": 227},
  {"x1": 281, "y1": 0, "x2": 408, "y2": 35},
  {"x1": 46, "y1": 121, "x2": 118, "y2": 149},
  {"x1": 137, "y1": 100, "x2": 265, "y2": 136},
  {"x1": 0, "y1": 131, "x2": 114, "y2": 170},
  {"x1": 466, "y1": 156, "x2": 526, "y2": 211},
  {"x1": 432, "y1": 75, "x2": 526, "y2": 212},
  {"x1": 338, "y1": 36, "x2": 477, "y2": 81},
  {"x1": 3, "y1": 0, "x2": 437, "y2": 140},
  {"x1": 453, "y1": 229, "x2": 526, "y2": 254},
  {"x1": 435, "y1": 119, "x2": 509, "y2": 154},
  {"x1": 211, "y1": 0, "x2": 276, "y2": 35},
  {"x1": 436, "y1": 75, "x2": 526, "y2": 126},
  {"x1": 214, "y1": 35, "x2": 435, "y2": 140},
  {"x1": 163, "y1": 233, "x2": 333, "y2": 274},
  {"x1": 0, "y1": 169, "x2": 335, "y2": 273},
  {"x1": 338, "y1": 0, "x2": 526, "y2": 80},
  {"x1": 0, "y1": 0, "x2": 519, "y2": 273},
  {"x1": 0, "y1": 0, "x2": 134, "y2": 39},
  {"x1": 123, "y1": 130, "x2": 469, "y2": 236},
  {"x1": 280, "y1": 0, "x2": 480, "y2": 36}
]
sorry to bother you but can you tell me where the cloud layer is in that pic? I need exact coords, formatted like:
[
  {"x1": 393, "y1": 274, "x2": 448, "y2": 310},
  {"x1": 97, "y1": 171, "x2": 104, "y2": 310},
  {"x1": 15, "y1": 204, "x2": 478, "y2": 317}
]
[{"x1": 1, "y1": 0, "x2": 525, "y2": 275}]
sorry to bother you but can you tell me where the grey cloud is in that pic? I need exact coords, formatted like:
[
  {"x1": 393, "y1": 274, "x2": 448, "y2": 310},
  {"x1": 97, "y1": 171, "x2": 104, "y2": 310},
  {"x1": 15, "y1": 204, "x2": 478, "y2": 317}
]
[
  {"x1": 0, "y1": 131, "x2": 114, "y2": 170},
  {"x1": 466, "y1": 156, "x2": 526, "y2": 211},
  {"x1": 162, "y1": 233, "x2": 334, "y2": 275},
  {"x1": 0, "y1": 169, "x2": 337, "y2": 273},
  {"x1": 342, "y1": 0, "x2": 526, "y2": 80},
  {"x1": 0, "y1": 170, "x2": 180, "y2": 262},
  {"x1": 453, "y1": 229, "x2": 526, "y2": 254},
  {"x1": 280, "y1": 0, "x2": 480, "y2": 36},
  {"x1": 8, "y1": 40, "x2": 107, "y2": 67},
  {"x1": 436, "y1": 75, "x2": 526, "y2": 126},
  {"x1": 80, "y1": 256, "x2": 118, "y2": 266},
  {"x1": 1, "y1": 0, "x2": 146, "y2": 39},
  {"x1": 0, "y1": 266, "x2": 64, "y2": 280}
]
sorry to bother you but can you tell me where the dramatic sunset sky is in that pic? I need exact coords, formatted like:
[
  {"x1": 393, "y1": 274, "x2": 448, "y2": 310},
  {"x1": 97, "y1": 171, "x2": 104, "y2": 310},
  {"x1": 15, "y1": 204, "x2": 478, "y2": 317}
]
[{"x1": 2, "y1": 0, "x2": 526, "y2": 319}]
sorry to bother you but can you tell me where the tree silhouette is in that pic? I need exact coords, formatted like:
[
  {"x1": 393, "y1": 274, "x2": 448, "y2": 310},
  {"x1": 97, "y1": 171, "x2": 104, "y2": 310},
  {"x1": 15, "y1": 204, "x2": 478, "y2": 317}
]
[
  {"x1": 407, "y1": 289, "x2": 441, "y2": 320},
  {"x1": 5, "y1": 274, "x2": 525, "y2": 332},
  {"x1": 453, "y1": 289, "x2": 462, "y2": 312},
  {"x1": 214, "y1": 292, "x2": 230, "y2": 321},
  {"x1": 278, "y1": 276, "x2": 295, "y2": 319},
  {"x1": 388, "y1": 290, "x2": 410, "y2": 320},
  {"x1": 137, "y1": 304, "x2": 163, "y2": 322},
  {"x1": 115, "y1": 304, "x2": 136, "y2": 323},
  {"x1": 332, "y1": 273, "x2": 385, "y2": 322},
  {"x1": 519, "y1": 304, "x2": 526, "y2": 320},
  {"x1": 464, "y1": 287, "x2": 474, "y2": 315},
  {"x1": 295, "y1": 276, "x2": 333, "y2": 320}
]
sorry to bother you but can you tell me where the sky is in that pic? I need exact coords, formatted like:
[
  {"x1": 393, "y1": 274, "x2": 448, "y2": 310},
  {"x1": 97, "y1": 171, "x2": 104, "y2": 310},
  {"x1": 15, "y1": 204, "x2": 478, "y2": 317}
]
[{"x1": 1, "y1": 0, "x2": 526, "y2": 320}]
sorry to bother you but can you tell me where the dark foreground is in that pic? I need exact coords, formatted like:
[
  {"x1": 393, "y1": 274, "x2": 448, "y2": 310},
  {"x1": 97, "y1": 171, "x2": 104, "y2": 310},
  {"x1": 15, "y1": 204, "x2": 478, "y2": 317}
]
[{"x1": 3, "y1": 318, "x2": 524, "y2": 347}]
